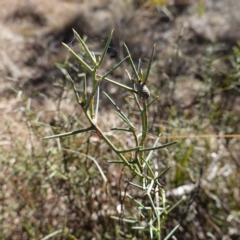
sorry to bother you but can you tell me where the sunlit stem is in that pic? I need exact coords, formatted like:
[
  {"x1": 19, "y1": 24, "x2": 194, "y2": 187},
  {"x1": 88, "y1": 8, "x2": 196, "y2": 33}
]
[
  {"x1": 140, "y1": 100, "x2": 148, "y2": 147},
  {"x1": 62, "y1": 43, "x2": 93, "y2": 73},
  {"x1": 73, "y1": 28, "x2": 97, "y2": 65},
  {"x1": 144, "y1": 43, "x2": 156, "y2": 84},
  {"x1": 124, "y1": 43, "x2": 139, "y2": 80},
  {"x1": 97, "y1": 29, "x2": 114, "y2": 67}
]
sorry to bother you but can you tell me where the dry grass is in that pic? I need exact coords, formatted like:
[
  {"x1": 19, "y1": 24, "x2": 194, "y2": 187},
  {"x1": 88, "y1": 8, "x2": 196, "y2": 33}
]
[
  {"x1": 1, "y1": 0, "x2": 240, "y2": 239},
  {"x1": 1, "y1": 43, "x2": 240, "y2": 240}
]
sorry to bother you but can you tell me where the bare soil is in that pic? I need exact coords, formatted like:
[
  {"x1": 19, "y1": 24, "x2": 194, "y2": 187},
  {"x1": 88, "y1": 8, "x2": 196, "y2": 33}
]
[{"x1": 1, "y1": 0, "x2": 240, "y2": 239}]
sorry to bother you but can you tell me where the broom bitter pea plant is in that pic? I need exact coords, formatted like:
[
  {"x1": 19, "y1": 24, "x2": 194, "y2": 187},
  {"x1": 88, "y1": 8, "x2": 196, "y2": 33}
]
[{"x1": 43, "y1": 29, "x2": 181, "y2": 239}]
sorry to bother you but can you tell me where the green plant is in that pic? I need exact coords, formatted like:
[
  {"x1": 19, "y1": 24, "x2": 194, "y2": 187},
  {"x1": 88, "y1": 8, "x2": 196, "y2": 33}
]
[{"x1": 43, "y1": 29, "x2": 182, "y2": 239}]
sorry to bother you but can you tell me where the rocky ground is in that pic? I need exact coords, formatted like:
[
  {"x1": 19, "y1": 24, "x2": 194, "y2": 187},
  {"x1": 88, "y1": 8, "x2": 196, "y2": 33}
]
[
  {"x1": 0, "y1": 0, "x2": 240, "y2": 239},
  {"x1": 0, "y1": 0, "x2": 240, "y2": 94}
]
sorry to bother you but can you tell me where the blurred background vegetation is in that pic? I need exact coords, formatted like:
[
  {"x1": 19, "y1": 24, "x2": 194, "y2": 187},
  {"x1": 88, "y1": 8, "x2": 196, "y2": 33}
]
[{"x1": 0, "y1": 0, "x2": 240, "y2": 239}]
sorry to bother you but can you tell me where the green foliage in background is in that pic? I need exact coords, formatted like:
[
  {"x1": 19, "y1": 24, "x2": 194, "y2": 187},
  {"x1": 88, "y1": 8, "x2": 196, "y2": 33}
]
[
  {"x1": 43, "y1": 29, "x2": 181, "y2": 239},
  {"x1": 1, "y1": 18, "x2": 240, "y2": 240}
]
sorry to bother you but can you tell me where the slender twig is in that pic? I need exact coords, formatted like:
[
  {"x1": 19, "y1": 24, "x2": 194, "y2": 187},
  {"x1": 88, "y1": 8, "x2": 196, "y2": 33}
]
[
  {"x1": 42, "y1": 126, "x2": 94, "y2": 140},
  {"x1": 46, "y1": 30, "x2": 178, "y2": 239}
]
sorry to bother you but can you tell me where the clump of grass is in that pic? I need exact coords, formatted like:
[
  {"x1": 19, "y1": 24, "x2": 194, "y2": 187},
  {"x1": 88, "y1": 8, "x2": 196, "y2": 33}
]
[
  {"x1": 2, "y1": 22, "x2": 240, "y2": 240},
  {"x1": 0, "y1": 29, "x2": 240, "y2": 240},
  {"x1": 43, "y1": 29, "x2": 181, "y2": 239}
]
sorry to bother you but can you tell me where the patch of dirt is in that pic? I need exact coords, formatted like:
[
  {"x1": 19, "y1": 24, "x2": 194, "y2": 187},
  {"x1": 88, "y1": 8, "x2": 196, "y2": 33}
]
[
  {"x1": 0, "y1": 0, "x2": 239, "y2": 98},
  {"x1": 1, "y1": 0, "x2": 240, "y2": 239}
]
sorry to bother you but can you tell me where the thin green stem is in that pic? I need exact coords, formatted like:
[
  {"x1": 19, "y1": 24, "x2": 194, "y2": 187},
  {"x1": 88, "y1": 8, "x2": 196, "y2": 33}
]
[
  {"x1": 163, "y1": 225, "x2": 180, "y2": 240},
  {"x1": 101, "y1": 76, "x2": 137, "y2": 94},
  {"x1": 83, "y1": 111, "x2": 144, "y2": 178},
  {"x1": 147, "y1": 95, "x2": 159, "y2": 108},
  {"x1": 111, "y1": 127, "x2": 132, "y2": 132},
  {"x1": 144, "y1": 43, "x2": 156, "y2": 84},
  {"x1": 124, "y1": 43, "x2": 139, "y2": 80},
  {"x1": 97, "y1": 29, "x2": 114, "y2": 67},
  {"x1": 42, "y1": 126, "x2": 94, "y2": 140},
  {"x1": 82, "y1": 73, "x2": 87, "y2": 104},
  {"x1": 50, "y1": 30, "x2": 180, "y2": 239},
  {"x1": 118, "y1": 146, "x2": 141, "y2": 153},
  {"x1": 155, "y1": 167, "x2": 171, "y2": 180},
  {"x1": 143, "y1": 135, "x2": 160, "y2": 169},
  {"x1": 62, "y1": 43, "x2": 93, "y2": 73},
  {"x1": 94, "y1": 85, "x2": 100, "y2": 122},
  {"x1": 90, "y1": 70, "x2": 97, "y2": 119},
  {"x1": 73, "y1": 29, "x2": 97, "y2": 65},
  {"x1": 103, "y1": 92, "x2": 135, "y2": 128},
  {"x1": 139, "y1": 141, "x2": 177, "y2": 152},
  {"x1": 143, "y1": 159, "x2": 156, "y2": 179},
  {"x1": 140, "y1": 101, "x2": 148, "y2": 147},
  {"x1": 84, "y1": 75, "x2": 102, "y2": 112},
  {"x1": 66, "y1": 72, "x2": 81, "y2": 105},
  {"x1": 102, "y1": 56, "x2": 130, "y2": 79}
]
